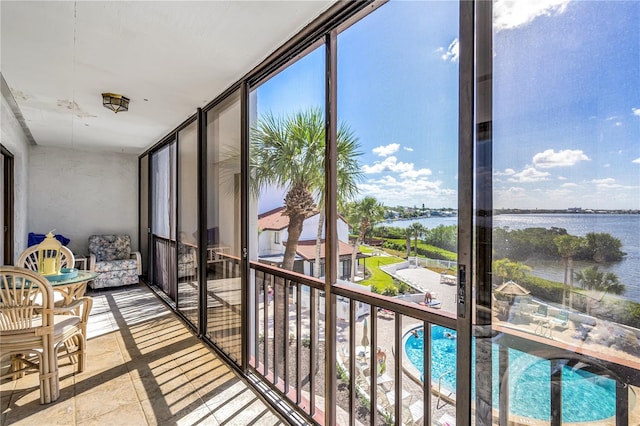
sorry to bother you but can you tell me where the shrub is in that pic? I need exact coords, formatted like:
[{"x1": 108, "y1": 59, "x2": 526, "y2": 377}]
[{"x1": 519, "y1": 275, "x2": 564, "y2": 304}]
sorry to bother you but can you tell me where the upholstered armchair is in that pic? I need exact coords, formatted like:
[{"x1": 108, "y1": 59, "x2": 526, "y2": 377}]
[
  {"x1": 88, "y1": 235, "x2": 141, "y2": 289},
  {"x1": 177, "y1": 241, "x2": 197, "y2": 280}
]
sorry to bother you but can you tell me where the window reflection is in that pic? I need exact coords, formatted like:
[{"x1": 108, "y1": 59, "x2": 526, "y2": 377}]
[{"x1": 491, "y1": 1, "x2": 640, "y2": 424}]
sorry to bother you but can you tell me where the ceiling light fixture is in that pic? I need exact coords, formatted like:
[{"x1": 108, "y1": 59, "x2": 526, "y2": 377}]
[{"x1": 101, "y1": 92, "x2": 130, "y2": 113}]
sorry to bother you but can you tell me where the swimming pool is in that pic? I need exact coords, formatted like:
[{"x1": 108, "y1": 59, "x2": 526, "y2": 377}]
[{"x1": 405, "y1": 326, "x2": 617, "y2": 423}]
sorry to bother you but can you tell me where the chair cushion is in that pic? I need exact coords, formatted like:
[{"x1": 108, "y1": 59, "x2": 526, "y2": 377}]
[
  {"x1": 95, "y1": 259, "x2": 138, "y2": 272},
  {"x1": 89, "y1": 235, "x2": 131, "y2": 261},
  {"x1": 0, "y1": 315, "x2": 81, "y2": 340}
]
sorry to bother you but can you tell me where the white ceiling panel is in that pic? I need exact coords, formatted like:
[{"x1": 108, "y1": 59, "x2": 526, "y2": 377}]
[{"x1": 1, "y1": 1, "x2": 333, "y2": 153}]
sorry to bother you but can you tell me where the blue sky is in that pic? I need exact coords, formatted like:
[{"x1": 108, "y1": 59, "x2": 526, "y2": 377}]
[{"x1": 255, "y1": 0, "x2": 639, "y2": 213}]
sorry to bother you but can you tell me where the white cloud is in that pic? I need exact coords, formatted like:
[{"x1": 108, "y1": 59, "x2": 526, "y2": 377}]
[
  {"x1": 362, "y1": 156, "x2": 413, "y2": 174},
  {"x1": 372, "y1": 143, "x2": 400, "y2": 157},
  {"x1": 633, "y1": 158, "x2": 640, "y2": 164},
  {"x1": 403, "y1": 147, "x2": 414, "y2": 152},
  {"x1": 494, "y1": 0, "x2": 570, "y2": 32},
  {"x1": 603, "y1": 163, "x2": 610, "y2": 168},
  {"x1": 508, "y1": 167, "x2": 550, "y2": 182},
  {"x1": 632, "y1": 108, "x2": 640, "y2": 117},
  {"x1": 494, "y1": 168, "x2": 516, "y2": 176},
  {"x1": 532, "y1": 149, "x2": 590, "y2": 168},
  {"x1": 437, "y1": 38, "x2": 459, "y2": 62},
  {"x1": 592, "y1": 178, "x2": 616, "y2": 185},
  {"x1": 400, "y1": 168, "x2": 433, "y2": 179},
  {"x1": 359, "y1": 175, "x2": 456, "y2": 207},
  {"x1": 557, "y1": 176, "x2": 567, "y2": 180},
  {"x1": 561, "y1": 182, "x2": 578, "y2": 188}
]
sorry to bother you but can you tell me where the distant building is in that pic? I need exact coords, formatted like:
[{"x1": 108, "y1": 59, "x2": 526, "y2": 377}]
[{"x1": 257, "y1": 207, "x2": 360, "y2": 280}]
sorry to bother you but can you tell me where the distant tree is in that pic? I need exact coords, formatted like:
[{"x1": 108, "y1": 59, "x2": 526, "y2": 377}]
[
  {"x1": 554, "y1": 235, "x2": 585, "y2": 310},
  {"x1": 493, "y1": 258, "x2": 531, "y2": 284},
  {"x1": 425, "y1": 225, "x2": 457, "y2": 252},
  {"x1": 574, "y1": 266, "x2": 626, "y2": 314},
  {"x1": 584, "y1": 232, "x2": 625, "y2": 262}
]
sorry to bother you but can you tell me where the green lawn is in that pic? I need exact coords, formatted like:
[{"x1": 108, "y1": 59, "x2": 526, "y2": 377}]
[{"x1": 359, "y1": 251, "x2": 404, "y2": 295}]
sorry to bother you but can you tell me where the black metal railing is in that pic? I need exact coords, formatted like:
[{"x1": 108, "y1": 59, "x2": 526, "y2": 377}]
[
  {"x1": 248, "y1": 260, "x2": 457, "y2": 426},
  {"x1": 243, "y1": 261, "x2": 637, "y2": 426},
  {"x1": 143, "y1": 251, "x2": 637, "y2": 425}
]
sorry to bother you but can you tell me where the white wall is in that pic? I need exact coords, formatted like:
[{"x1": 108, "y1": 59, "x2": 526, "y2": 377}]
[
  {"x1": 1, "y1": 92, "x2": 31, "y2": 263},
  {"x1": 28, "y1": 146, "x2": 138, "y2": 256}
]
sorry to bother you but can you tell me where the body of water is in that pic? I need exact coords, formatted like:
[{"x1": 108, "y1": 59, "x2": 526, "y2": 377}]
[{"x1": 384, "y1": 214, "x2": 640, "y2": 303}]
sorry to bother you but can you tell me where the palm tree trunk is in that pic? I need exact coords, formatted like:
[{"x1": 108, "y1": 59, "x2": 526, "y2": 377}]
[
  {"x1": 276, "y1": 213, "x2": 305, "y2": 381},
  {"x1": 351, "y1": 222, "x2": 367, "y2": 281},
  {"x1": 405, "y1": 234, "x2": 411, "y2": 259}
]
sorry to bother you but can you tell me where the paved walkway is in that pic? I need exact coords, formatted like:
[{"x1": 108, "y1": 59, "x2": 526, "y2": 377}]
[
  {"x1": 394, "y1": 266, "x2": 458, "y2": 315},
  {"x1": 1, "y1": 285, "x2": 285, "y2": 426}
]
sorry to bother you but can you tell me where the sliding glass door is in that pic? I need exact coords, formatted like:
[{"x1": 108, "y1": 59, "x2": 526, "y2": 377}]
[{"x1": 205, "y1": 90, "x2": 242, "y2": 363}]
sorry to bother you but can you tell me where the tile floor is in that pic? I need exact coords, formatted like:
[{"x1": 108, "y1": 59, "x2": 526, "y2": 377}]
[{"x1": 1, "y1": 285, "x2": 286, "y2": 426}]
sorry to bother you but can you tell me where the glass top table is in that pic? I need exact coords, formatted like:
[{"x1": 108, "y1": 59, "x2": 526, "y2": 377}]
[{"x1": 45, "y1": 270, "x2": 99, "y2": 305}]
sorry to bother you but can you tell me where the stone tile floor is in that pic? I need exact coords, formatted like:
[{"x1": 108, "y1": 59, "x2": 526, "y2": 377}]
[{"x1": 1, "y1": 285, "x2": 285, "y2": 426}]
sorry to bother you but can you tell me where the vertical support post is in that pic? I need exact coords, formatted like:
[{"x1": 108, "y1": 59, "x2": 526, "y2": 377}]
[
  {"x1": 498, "y1": 345, "x2": 509, "y2": 426},
  {"x1": 197, "y1": 108, "x2": 208, "y2": 338},
  {"x1": 475, "y1": 0, "x2": 494, "y2": 423},
  {"x1": 616, "y1": 380, "x2": 629, "y2": 426},
  {"x1": 550, "y1": 359, "x2": 562, "y2": 426},
  {"x1": 241, "y1": 81, "x2": 250, "y2": 372},
  {"x1": 457, "y1": 1, "x2": 476, "y2": 425},
  {"x1": 324, "y1": 29, "x2": 338, "y2": 426},
  {"x1": 349, "y1": 300, "x2": 356, "y2": 426},
  {"x1": 394, "y1": 314, "x2": 402, "y2": 424},
  {"x1": 424, "y1": 321, "x2": 431, "y2": 425}
]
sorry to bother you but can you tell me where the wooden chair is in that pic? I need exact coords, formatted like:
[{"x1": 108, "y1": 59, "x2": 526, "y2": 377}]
[
  {"x1": 17, "y1": 244, "x2": 76, "y2": 273},
  {"x1": 0, "y1": 266, "x2": 90, "y2": 403}
]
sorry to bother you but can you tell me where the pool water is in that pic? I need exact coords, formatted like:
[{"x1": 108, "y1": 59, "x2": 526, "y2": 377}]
[{"x1": 405, "y1": 326, "x2": 617, "y2": 423}]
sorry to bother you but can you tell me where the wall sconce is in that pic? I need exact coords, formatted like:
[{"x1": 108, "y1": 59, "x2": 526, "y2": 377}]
[{"x1": 102, "y1": 93, "x2": 130, "y2": 113}]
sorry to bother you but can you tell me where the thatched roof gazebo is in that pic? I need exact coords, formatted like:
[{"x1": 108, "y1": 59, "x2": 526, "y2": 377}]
[{"x1": 494, "y1": 280, "x2": 530, "y2": 304}]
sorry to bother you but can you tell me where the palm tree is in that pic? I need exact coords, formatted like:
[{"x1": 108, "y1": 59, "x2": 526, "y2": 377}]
[
  {"x1": 404, "y1": 227, "x2": 412, "y2": 259},
  {"x1": 554, "y1": 235, "x2": 584, "y2": 309},
  {"x1": 345, "y1": 196, "x2": 385, "y2": 281},
  {"x1": 409, "y1": 222, "x2": 425, "y2": 258},
  {"x1": 312, "y1": 121, "x2": 362, "y2": 277},
  {"x1": 251, "y1": 107, "x2": 361, "y2": 272},
  {"x1": 574, "y1": 266, "x2": 626, "y2": 315}
]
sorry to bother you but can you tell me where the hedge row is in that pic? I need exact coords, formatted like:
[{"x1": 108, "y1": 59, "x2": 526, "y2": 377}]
[{"x1": 382, "y1": 239, "x2": 457, "y2": 261}]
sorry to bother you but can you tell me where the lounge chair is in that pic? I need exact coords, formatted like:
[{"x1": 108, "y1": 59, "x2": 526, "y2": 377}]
[
  {"x1": 532, "y1": 305, "x2": 551, "y2": 337},
  {"x1": 550, "y1": 310, "x2": 570, "y2": 330}
]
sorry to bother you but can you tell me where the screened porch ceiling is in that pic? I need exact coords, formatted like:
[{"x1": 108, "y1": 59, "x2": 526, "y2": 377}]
[{"x1": 1, "y1": 1, "x2": 334, "y2": 154}]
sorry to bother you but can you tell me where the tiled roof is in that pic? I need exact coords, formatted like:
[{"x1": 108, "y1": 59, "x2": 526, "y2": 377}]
[
  {"x1": 258, "y1": 207, "x2": 319, "y2": 231},
  {"x1": 293, "y1": 239, "x2": 357, "y2": 260}
]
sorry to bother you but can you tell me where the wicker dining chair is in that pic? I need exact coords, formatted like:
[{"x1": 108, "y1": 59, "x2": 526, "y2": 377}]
[
  {"x1": 17, "y1": 245, "x2": 76, "y2": 272},
  {"x1": 16, "y1": 245, "x2": 90, "y2": 365},
  {"x1": 0, "y1": 266, "x2": 91, "y2": 404}
]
